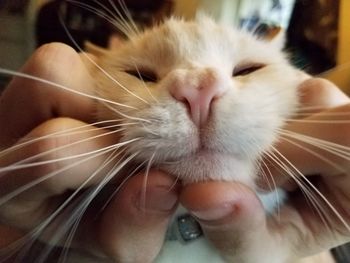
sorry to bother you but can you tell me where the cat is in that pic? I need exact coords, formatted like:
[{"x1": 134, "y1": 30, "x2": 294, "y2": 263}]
[
  {"x1": 0, "y1": 11, "x2": 348, "y2": 263},
  {"x1": 86, "y1": 15, "x2": 300, "y2": 263}
]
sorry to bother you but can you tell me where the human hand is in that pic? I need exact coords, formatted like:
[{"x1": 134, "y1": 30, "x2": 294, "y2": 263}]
[
  {"x1": 180, "y1": 78, "x2": 350, "y2": 263},
  {"x1": 0, "y1": 43, "x2": 179, "y2": 262}
]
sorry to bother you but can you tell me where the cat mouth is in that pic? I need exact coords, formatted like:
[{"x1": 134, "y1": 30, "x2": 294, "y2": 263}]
[{"x1": 159, "y1": 149, "x2": 251, "y2": 183}]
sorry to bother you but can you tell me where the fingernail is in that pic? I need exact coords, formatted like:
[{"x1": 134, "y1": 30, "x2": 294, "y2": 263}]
[
  {"x1": 191, "y1": 203, "x2": 234, "y2": 221},
  {"x1": 141, "y1": 186, "x2": 178, "y2": 213}
]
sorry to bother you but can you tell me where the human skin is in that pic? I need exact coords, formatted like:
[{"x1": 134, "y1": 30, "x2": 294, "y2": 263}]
[{"x1": 0, "y1": 43, "x2": 349, "y2": 262}]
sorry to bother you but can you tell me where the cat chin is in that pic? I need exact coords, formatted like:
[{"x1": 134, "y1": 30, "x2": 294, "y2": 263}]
[{"x1": 160, "y1": 152, "x2": 256, "y2": 186}]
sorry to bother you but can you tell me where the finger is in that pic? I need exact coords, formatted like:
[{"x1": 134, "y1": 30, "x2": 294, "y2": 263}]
[
  {"x1": 298, "y1": 78, "x2": 350, "y2": 111},
  {"x1": 96, "y1": 171, "x2": 179, "y2": 263},
  {"x1": 263, "y1": 103, "x2": 350, "y2": 189},
  {"x1": 182, "y1": 181, "x2": 349, "y2": 262},
  {"x1": 180, "y1": 182, "x2": 288, "y2": 263},
  {"x1": 259, "y1": 79, "x2": 350, "y2": 188},
  {"x1": 0, "y1": 43, "x2": 96, "y2": 148},
  {"x1": 0, "y1": 118, "x2": 120, "y2": 228}
]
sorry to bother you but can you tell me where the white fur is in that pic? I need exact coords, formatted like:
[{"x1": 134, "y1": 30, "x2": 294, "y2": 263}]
[{"x1": 95, "y1": 17, "x2": 302, "y2": 186}]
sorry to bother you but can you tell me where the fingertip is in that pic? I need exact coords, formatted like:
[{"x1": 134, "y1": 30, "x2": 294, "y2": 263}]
[
  {"x1": 298, "y1": 78, "x2": 349, "y2": 108},
  {"x1": 26, "y1": 43, "x2": 82, "y2": 82},
  {"x1": 179, "y1": 182, "x2": 270, "y2": 261},
  {"x1": 181, "y1": 182, "x2": 263, "y2": 226},
  {"x1": 256, "y1": 166, "x2": 289, "y2": 191}
]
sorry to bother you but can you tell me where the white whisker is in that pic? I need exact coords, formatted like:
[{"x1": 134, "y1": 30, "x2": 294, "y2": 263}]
[
  {"x1": 259, "y1": 158, "x2": 282, "y2": 217},
  {"x1": 285, "y1": 119, "x2": 350, "y2": 124},
  {"x1": 100, "y1": 0, "x2": 137, "y2": 37},
  {"x1": 0, "y1": 141, "x2": 135, "y2": 206},
  {"x1": 264, "y1": 150, "x2": 334, "y2": 235},
  {"x1": 117, "y1": 0, "x2": 140, "y2": 35},
  {"x1": 140, "y1": 151, "x2": 156, "y2": 211},
  {"x1": 270, "y1": 146, "x2": 350, "y2": 232},
  {"x1": 59, "y1": 15, "x2": 150, "y2": 106},
  {"x1": 36, "y1": 149, "x2": 126, "y2": 263},
  {"x1": 0, "y1": 68, "x2": 135, "y2": 109},
  {"x1": 132, "y1": 61, "x2": 159, "y2": 103},
  {"x1": 66, "y1": 0, "x2": 133, "y2": 38},
  {"x1": 0, "y1": 130, "x2": 137, "y2": 174},
  {"x1": 293, "y1": 111, "x2": 350, "y2": 117},
  {"x1": 0, "y1": 121, "x2": 135, "y2": 159},
  {"x1": 279, "y1": 130, "x2": 350, "y2": 159},
  {"x1": 99, "y1": 160, "x2": 148, "y2": 213},
  {"x1": 0, "y1": 146, "x2": 124, "y2": 260},
  {"x1": 97, "y1": 98, "x2": 152, "y2": 123},
  {"x1": 276, "y1": 133, "x2": 346, "y2": 174}
]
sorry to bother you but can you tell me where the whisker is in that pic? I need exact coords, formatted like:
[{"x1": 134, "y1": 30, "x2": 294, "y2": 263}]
[
  {"x1": 245, "y1": 137, "x2": 283, "y2": 216},
  {"x1": 278, "y1": 130, "x2": 350, "y2": 159},
  {"x1": 0, "y1": 129, "x2": 136, "y2": 174},
  {"x1": 36, "y1": 149, "x2": 127, "y2": 263},
  {"x1": 96, "y1": 98, "x2": 152, "y2": 123},
  {"x1": 285, "y1": 119, "x2": 350, "y2": 124},
  {"x1": 117, "y1": 0, "x2": 140, "y2": 35},
  {"x1": 270, "y1": 145, "x2": 350, "y2": 232},
  {"x1": 264, "y1": 150, "x2": 334, "y2": 235},
  {"x1": 17, "y1": 150, "x2": 138, "y2": 262},
  {"x1": 258, "y1": 158, "x2": 282, "y2": 216},
  {"x1": 99, "y1": 160, "x2": 148, "y2": 213},
  {"x1": 46, "y1": 151, "x2": 140, "y2": 259},
  {"x1": 0, "y1": 68, "x2": 135, "y2": 109},
  {"x1": 94, "y1": 0, "x2": 138, "y2": 37},
  {"x1": 66, "y1": 0, "x2": 133, "y2": 38},
  {"x1": 0, "y1": 121, "x2": 135, "y2": 158},
  {"x1": 0, "y1": 140, "x2": 137, "y2": 206},
  {"x1": 165, "y1": 173, "x2": 180, "y2": 193},
  {"x1": 94, "y1": 0, "x2": 137, "y2": 37},
  {"x1": 0, "y1": 146, "x2": 124, "y2": 261},
  {"x1": 132, "y1": 61, "x2": 159, "y2": 103},
  {"x1": 292, "y1": 111, "x2": 350, "y2": 117},
  {"x1": 296, "y1": 105, "x2": 331, "y2": 112},
  {"x1": 276, "y1": 133, "x2": 346, "y2": 174},
  {"x1": 59, "y1": 14, "x2": 150, "y2": 106},
  {"x1": 140, "y1": 151, "x2": 156, "y2": 211},
  {"x1": 92, "y1": 0, "x2": 133, "y2": 32}
]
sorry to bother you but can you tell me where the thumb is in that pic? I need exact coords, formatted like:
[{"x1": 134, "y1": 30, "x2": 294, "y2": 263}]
[
  {"x1": 180, "y1": 182, "x2": 289, "y2": 263},
  {"x1": 96, "y1": 171, "x2": 179, "y2": 263}
]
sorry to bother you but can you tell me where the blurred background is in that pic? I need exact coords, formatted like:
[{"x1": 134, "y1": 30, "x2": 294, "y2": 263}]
[{"x1": 0, "y1": 0, "x2": 349, "y2": 261}]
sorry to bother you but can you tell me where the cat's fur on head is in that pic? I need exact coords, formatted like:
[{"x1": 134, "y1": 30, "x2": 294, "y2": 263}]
[{"x1": 91, "y1": 15, "x2": 304, "y2": 187}]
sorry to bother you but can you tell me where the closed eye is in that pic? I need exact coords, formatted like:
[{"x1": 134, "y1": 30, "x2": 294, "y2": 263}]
[
  {"x1": 125, "y1": 69, "x2": 158, "y2": 82},
  {"x1": 233, "y1": 63, "x2": 265, "y2": 77}
]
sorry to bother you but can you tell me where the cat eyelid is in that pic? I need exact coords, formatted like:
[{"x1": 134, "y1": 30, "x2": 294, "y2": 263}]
[
  {"x1": 125, "y1": 68, "x2": 158, "y2": 82},
  {"x1": 232, "y1": 63, "x2": 266, "y2": 77}
]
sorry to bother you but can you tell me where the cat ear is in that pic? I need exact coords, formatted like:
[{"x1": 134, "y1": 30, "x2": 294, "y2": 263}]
[
  {"x1": 109, "y1": 35, "x2": 125, "y2": 50},
  {"x1": 268, "y1": 27, "x2": 286, "y2": 50},
  {"x1": 84, "y1": 41, "x2": 108, "y2": 57},
  {"x1": 255, "y1": 25, "x2": 286, "y2": 50}
]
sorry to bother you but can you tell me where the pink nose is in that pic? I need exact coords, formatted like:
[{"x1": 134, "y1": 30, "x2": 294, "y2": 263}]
[{"x1": 169, "y1": 68, "x2": 226, "y2": 127}]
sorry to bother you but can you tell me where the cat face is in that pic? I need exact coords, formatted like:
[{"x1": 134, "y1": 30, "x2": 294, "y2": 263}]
[{"x1": 93, "y1": 17, "x2": 303, "y2": 185}]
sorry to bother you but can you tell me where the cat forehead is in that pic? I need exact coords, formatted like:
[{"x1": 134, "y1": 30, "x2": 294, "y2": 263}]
[
  {"x1": 112, "y1": 18, "x2": 285, "y2": 71},
  {"x1": 136, "y1": 18, "x2": 242, "y2": 58}
]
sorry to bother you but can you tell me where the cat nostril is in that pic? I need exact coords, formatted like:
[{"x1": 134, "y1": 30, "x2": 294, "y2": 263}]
[{"x1": 170, "y1": 81, "x2": 225, "y2": 127}]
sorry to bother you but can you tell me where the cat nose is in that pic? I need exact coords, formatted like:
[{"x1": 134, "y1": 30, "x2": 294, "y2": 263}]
[{"x1": 169, "y1": 68, "x2": 227, "y2": 127}]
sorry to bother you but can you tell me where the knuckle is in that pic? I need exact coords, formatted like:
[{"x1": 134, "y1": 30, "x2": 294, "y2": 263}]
[
  {"x1": 298, "y1": 78, "x2": 349, "y2": 108},
  {"x1": 28, "y1": 43, "x2": 78, "y2": 79},
  {"x1": 28, "y1": 118, "x2": 78, "y2": 194},
  {"x1": 34, "y1": 43, "x2": 77, "y2": 64},
  {"x1": 299, "y1": 78, "x2": 337, "y2": 99}
]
